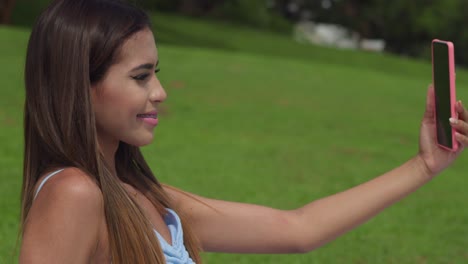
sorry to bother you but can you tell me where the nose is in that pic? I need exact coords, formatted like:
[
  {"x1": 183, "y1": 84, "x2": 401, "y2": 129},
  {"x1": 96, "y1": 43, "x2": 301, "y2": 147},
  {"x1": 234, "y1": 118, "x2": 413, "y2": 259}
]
[{"x1": 150, "y1": 77, "x2": 167, "y2": 103}]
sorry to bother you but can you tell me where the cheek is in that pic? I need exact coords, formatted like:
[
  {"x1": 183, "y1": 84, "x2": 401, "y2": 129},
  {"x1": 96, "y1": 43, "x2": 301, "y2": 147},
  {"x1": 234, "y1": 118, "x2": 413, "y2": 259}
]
[{"x1": 92, "y1": 83, "x2": 145, "y2": 129}]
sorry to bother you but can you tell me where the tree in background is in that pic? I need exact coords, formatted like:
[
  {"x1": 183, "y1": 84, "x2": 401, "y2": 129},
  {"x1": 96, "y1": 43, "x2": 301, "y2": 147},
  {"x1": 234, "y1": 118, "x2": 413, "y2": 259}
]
[
  {"x1": 142, "y1": 0, "x2": 290, "y2": 31},
  {"x1": 0, "y1": 0, "x2": 16, "y2": 24},
  {"x1": 271, "y1": 0, "x2": 468, "y2": 65},
  {"x1": 141, "y1": 0, "x2": 225, "y2": 16},
  {"x1": 4, "y1": 0, "x2": 468, "y2": 65}
]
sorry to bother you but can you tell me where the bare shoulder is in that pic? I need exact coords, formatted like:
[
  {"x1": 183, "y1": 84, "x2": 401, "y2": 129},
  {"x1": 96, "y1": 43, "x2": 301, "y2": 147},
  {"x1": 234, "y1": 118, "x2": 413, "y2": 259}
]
[
  {"x1": 29, "y1": 167, "x2": 104, "y2": 230},
  {"x1": 21, "y1": 167, "x2": 104, "y2": 263},
  {"x1": 34, "y1": 167, "x2": 103, "y2": 206}
]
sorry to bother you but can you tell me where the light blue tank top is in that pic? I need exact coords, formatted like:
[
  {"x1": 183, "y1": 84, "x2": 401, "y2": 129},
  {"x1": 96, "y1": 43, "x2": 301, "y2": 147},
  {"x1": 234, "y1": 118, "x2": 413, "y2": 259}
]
[{"x1": 34, "y1": 169, "x2": 195, "y2": 264}]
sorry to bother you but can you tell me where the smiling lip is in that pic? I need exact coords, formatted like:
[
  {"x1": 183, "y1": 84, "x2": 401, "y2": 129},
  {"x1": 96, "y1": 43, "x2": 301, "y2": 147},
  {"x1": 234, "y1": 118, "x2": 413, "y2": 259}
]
[{"x1": 137, "y1": 111, "x2": 158, "y2": 126}]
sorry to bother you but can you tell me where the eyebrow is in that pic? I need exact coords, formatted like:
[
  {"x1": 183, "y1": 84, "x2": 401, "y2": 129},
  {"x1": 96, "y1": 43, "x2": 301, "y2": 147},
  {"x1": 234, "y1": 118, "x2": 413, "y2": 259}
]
[{"x1": 130, "y1": 60, "x2": 159, "y2": 72}]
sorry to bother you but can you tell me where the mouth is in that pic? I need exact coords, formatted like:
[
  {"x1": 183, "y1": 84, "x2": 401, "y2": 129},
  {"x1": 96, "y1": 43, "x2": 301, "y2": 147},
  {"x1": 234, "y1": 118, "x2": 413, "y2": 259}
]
[
  {"x1": 137, "y1": 111, "x2": 158, "y2": 118},
  {"x1": 137, "y1": 111, "x2": 159, "y2": 126}
]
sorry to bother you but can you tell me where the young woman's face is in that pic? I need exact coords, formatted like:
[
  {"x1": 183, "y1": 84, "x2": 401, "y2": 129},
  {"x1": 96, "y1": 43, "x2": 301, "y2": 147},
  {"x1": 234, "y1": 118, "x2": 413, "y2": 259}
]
[{"x1": 91, "y1": 28, "x2": 166, "y2": 147}]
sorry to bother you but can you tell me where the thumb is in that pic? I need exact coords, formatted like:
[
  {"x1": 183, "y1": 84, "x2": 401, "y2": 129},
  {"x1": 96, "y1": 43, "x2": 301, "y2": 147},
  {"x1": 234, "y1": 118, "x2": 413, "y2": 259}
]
[{"x1": 424, "y1": 85, "x2": 435, "y2": 121}]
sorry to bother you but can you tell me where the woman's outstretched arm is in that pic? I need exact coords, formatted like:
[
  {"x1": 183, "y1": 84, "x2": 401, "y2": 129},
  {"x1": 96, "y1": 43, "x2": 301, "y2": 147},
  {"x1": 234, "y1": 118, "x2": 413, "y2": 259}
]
[{"x1": 166, "y1": 87, "x2": 467, "y2": 254}]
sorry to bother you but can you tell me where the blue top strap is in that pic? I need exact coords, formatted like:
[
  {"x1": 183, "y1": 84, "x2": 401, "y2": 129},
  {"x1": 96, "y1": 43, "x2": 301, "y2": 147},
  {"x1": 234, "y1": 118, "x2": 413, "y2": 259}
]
[{"x1": 154, "y1": 209, "x2": 196, "y2": 264}]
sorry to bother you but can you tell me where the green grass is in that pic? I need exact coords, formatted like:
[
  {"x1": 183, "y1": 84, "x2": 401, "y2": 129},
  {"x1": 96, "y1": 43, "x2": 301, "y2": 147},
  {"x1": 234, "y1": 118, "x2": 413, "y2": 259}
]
[{"x1": 2, "y1": 11, "x2": 468, "y2": 263}]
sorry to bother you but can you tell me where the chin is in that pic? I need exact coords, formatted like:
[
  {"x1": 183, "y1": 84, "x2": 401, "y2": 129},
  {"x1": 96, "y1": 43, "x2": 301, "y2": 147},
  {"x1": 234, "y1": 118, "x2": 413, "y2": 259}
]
[
  {"x1": 135, "y1": 138, "x2": 154, "y2": 147},
  {"x1": 124, "y1": 135, "x2": 154, "y2": 147}
]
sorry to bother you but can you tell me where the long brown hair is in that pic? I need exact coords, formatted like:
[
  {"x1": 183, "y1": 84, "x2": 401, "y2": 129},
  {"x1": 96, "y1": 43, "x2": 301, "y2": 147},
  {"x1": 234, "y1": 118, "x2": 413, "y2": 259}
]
[{"x1": 21, "y1": 0, "x2": 201, "y2": 263}]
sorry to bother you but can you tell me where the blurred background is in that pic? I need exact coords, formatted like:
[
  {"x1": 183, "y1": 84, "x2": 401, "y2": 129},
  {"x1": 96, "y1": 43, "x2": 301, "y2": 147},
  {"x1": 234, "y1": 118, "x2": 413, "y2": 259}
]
[
  {"x1": 1, "y1": 0, "x2": 468, "y2": 263},
  {"x1": 3, "y1": 0, "x2": 468, "y2": 64}
]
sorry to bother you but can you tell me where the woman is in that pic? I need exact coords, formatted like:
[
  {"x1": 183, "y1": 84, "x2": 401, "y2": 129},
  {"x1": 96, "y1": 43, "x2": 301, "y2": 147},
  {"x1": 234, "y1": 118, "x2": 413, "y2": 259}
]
[{"x1": 18, "y1": 0, "x2": 468, "y2": 263}]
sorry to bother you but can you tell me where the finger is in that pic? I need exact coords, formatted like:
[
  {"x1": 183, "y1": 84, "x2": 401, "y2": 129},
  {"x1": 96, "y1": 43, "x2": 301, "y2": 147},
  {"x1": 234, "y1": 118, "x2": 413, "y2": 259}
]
[
  {"x1": 456, "y1": 100, "x2": 468, "y2": 122},
  {"x1": 450, "y1": 117, "x2": 468, "y2": 151},
  {"x1": 424, "y1": 85, "x2": 435, "y2": 120},
  {"x1": 450, "y1": 117, "x2": 468, "y2": 133},
  {"x1": 455, "y1": 132, "x2": 468, "y2": 148}
]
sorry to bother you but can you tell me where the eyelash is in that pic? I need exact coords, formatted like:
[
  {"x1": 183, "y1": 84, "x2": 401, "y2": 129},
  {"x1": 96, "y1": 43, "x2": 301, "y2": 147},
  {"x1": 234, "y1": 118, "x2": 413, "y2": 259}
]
[{"x1": 133, "y1": 68, "x2": 160, "y2": 81}]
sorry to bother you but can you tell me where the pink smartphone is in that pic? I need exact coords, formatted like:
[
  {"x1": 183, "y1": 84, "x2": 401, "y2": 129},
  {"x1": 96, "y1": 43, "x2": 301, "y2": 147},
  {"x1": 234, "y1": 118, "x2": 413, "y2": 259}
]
[{"x1": 431, "y1": 39, "x2": 458, "y2": 151}]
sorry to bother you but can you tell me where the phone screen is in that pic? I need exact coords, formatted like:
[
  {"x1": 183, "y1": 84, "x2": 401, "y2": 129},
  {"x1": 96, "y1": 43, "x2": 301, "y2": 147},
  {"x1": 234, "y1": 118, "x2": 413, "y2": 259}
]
[{"x1": 432, "y1": 41, "x2": 453, "y2": 148}]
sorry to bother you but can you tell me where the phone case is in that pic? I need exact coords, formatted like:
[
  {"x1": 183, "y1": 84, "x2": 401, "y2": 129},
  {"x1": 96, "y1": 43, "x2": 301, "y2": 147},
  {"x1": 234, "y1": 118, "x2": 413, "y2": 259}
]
[{"x1": 431, "y1": 39, "x2": 458, "y2": 152}]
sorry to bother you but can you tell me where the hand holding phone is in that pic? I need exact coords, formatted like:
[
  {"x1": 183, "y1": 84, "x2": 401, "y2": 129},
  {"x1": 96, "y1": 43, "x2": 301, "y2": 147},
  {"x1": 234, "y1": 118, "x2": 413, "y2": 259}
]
[{"x1": 431, "y1": 39, "x2": 458, "y2": 151}]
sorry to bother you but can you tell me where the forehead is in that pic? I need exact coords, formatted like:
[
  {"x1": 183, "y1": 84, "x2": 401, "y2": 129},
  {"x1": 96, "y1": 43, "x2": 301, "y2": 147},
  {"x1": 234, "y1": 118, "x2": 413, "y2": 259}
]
[{"x1": 115, "y1": 28, "x2": 158, "y2": 67}]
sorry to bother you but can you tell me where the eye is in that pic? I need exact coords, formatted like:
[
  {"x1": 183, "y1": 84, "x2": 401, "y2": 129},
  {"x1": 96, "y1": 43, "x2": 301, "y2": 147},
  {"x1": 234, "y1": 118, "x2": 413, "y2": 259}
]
[{"x1": 132, "y1": 73, "x2": 150, "y2": 81}]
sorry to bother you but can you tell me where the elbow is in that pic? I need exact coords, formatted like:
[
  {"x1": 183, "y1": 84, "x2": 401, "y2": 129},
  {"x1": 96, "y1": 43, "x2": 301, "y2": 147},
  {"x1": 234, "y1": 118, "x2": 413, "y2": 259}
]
[
  {"x1": 290, "y1": 234, "x2": 328, "y2": 254},
  {"x1": 287, "y1": 209, "x2": 324, "y2": 254},
  {"x1": 290, "y1": 244, "x2": 310, "y2": 254},
  {"x1": 291, "y1": 240, "x2": 318, "y2": 254}
]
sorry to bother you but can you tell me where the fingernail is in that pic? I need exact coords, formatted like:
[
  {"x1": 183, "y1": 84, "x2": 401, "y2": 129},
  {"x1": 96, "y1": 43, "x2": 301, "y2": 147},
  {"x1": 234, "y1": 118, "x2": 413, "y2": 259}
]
[{"x1": 449, "y1": 117, "x2": 458, "y2": 124}]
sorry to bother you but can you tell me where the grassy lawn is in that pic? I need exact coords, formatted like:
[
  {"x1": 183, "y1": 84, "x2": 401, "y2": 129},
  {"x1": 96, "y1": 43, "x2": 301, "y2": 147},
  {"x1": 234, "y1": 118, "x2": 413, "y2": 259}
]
[{"x1": 1, "y1": 11, "x2": 468, "y2": 263}]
